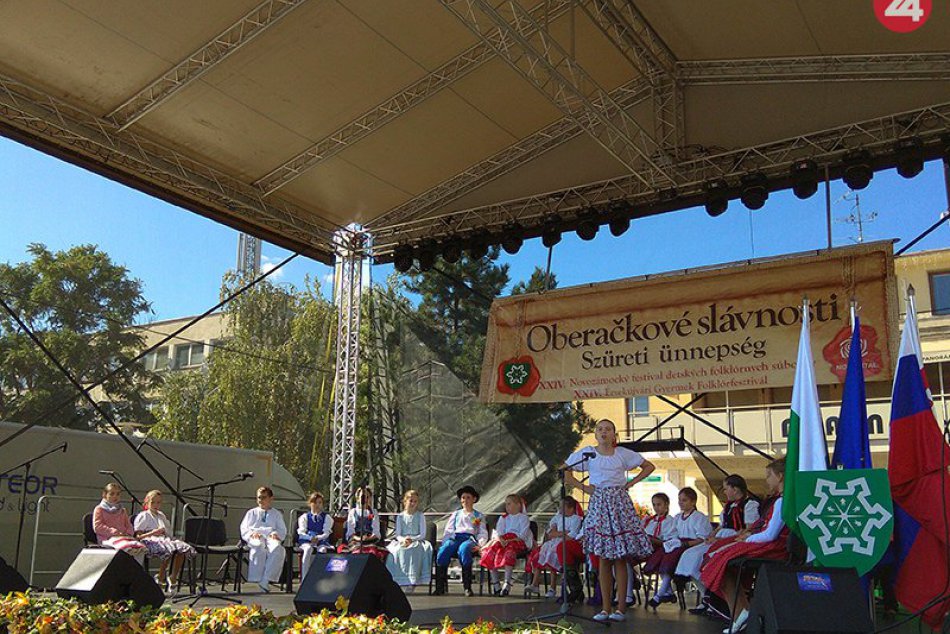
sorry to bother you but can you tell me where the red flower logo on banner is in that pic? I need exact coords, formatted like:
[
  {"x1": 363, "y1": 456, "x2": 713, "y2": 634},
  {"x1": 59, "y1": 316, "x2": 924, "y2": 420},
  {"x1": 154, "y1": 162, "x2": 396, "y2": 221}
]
[
  {"x1": 821, "y1": 323, "x2": 884, "y2": 382},
  {"x1": 497, "y1": 355, "x2": 541, "y2": 397}
]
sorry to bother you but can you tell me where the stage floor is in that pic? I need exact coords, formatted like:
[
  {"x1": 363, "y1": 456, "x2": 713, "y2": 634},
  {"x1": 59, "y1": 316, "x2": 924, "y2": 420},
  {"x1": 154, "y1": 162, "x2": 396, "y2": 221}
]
[{"x1": 153, "y1": 587, "x2": 916, "y2": 633}]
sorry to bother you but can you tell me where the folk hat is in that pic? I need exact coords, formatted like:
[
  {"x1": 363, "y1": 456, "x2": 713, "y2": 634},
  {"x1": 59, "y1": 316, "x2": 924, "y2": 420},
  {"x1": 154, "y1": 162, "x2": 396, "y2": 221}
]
[{"x1": 456, "y1": 485, "x2": 480, "y2": 502}]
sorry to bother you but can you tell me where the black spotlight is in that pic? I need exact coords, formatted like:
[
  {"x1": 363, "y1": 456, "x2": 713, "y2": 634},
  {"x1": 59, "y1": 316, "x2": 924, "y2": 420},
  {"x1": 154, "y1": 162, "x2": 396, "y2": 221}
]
[
  {"x1": 842, "y1": 150, "x2": 873, "y2": 190},
  {"x1": 542, "y1": 216, "x2": 562, "y2": 248},
  {"x1": 739, "y1": 173, "x2": 769, "y2": 210},
  {"x1": 704, "y1": 179, "x2": 729, "y2": 217},
  {"x1": 790, "y1": 159, "x2": 819, "y2": 199},
  {"x1": 895, "y1": 138, "x2": 924, "y2": 179},
  {"x1": 576, "y1": 216, "x2": 599, "y2": 241},
  {"x1": 608, "y1": 216, "x2": 630, "y2": 237},
  {"x1": 392, "y1": 246, "x2": 414, "y2": 273},
  {"x1": 441, "y1": 239, "x2": 462, "y2": 264},
  {"x1": 466, "y1": 234, "x2": 489, "y2": 260},
  {"x1": 416, "y1": 245, "x2": 436, "y2": 271},
  {"x1": 500, "y1": 224, "x2": 524, "y2": 255}
]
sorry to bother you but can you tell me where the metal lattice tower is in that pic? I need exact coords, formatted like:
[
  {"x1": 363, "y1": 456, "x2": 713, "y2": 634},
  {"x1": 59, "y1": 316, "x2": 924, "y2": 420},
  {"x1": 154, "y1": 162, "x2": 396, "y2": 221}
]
[
  {"x1": 330, "y1": 230, "x2": 365, "y2": 512},
  {"x1": 237, "y1": 233, "x2": 262, "y2": 275}
]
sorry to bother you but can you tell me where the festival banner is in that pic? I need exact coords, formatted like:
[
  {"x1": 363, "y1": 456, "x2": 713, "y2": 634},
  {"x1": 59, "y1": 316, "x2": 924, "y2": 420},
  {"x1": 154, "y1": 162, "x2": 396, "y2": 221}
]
[{"x1": 479, "y1": 242, "x2": 898, "y2": 403}]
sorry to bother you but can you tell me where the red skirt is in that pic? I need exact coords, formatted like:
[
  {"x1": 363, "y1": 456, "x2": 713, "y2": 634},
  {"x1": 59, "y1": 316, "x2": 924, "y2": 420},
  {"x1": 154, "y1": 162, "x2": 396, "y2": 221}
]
[
  {"x1": 338, "y1": 542, "x2": 388, "y2": 562},
  {"x1": 699, "y1": 535, "x2": 787, "y2": 595}
]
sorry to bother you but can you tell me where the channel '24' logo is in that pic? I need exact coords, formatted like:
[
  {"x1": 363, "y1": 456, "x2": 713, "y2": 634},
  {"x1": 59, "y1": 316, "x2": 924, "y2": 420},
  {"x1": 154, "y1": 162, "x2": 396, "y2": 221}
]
[{"x1": 873, "y1": 0, "x2": 932, "y2": 32}]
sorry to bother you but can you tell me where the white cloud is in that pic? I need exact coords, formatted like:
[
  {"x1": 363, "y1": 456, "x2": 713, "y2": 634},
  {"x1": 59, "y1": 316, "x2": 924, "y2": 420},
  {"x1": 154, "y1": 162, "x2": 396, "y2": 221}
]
[{"x1": 261, "y1": 254, "x2": 285, "y2": 280}]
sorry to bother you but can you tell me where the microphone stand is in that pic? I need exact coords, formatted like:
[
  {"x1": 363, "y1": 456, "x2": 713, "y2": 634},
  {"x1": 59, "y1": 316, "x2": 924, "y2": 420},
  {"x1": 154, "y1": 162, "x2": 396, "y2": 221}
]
[
  {"x1": 140, "y1": 438, "x2": 204, "y2": 533},
  {"x1": 535, "y1": 453, "x2": 607, "y2": 627},
  {"x1": 1, "y1": 442, "x2": 66, "y2": 572},
  {"x1": 174, "y1": 473, "x2": 250, "y2": 606}
]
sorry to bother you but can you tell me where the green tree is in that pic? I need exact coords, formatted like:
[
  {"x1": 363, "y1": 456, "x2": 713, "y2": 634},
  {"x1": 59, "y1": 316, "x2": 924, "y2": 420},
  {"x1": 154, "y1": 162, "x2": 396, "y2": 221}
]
[
  {"x1": 0, "y1": 243, "x2": 155, "y2": 429},
  {"x1": 151, "y1": 274, "x2": 336, "y2": 490}
]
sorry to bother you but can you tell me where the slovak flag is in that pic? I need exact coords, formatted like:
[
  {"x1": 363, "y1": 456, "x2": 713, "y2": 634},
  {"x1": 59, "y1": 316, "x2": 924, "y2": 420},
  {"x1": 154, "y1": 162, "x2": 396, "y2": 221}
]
[{"x1": 888, "y1": 296, "x2": 950, "y2": 628}]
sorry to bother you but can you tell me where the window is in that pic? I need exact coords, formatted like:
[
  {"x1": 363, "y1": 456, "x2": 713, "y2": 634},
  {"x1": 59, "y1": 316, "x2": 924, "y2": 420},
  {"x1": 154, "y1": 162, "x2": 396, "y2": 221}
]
[
  {"x1": 142, "y1": 347, "x2": 169, "y2": 371},
  {"x1": 174, "y1": 343, "x2": 205, "y2": 368},
  {"x1": 931, "y1": 272, "x2": 950, "y2": 315},
  {"x1": 626, "y1": 396, "x2": 650, "y2": 417}
]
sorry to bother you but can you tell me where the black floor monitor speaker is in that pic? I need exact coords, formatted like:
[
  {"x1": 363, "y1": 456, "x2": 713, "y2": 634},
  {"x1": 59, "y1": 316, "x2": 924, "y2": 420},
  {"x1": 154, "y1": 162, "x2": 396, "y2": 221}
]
[
  {"x1": 0, "y1": 556, "x2": 28, "y2": 593},
  {"x1": 746, "y1": 565, "x2": 873, "y2": 634},
  {"x1": 294, "y1": 553, "x2": 411, "y2": 622},
  {"x1": 55, "y1": 548, "x2": 164, "y2": 608}
]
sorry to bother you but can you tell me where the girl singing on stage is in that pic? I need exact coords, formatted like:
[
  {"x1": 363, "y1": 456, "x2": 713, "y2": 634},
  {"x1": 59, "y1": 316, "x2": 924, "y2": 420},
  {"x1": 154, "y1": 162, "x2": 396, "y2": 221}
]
[{"x1": 565, "y1": 418, "x2": 654, "y2": 622}]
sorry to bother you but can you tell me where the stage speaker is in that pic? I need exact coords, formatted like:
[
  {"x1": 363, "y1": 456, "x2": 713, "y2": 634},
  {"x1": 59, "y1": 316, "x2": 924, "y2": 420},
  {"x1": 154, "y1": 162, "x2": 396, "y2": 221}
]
[
  {"x1": 295, "y1": 553, "x2": 411, "y2": 622},
  {"x1": 0, "y1": 556, "x2": 28, "y2": 593},
  {"x1": 55, "y1": 548, "x2": 163, "y2": 608},
  {"x1": 746, "y1": 565, "x2": 873, "y2": 634}
]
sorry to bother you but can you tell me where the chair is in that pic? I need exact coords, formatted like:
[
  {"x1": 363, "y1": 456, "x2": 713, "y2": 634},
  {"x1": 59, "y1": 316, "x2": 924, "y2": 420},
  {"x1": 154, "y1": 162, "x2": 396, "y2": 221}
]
[
  {"x1": 723, "y1": 531, "x2": 807, "y2": 621},
  {"x1": 479, "y1": 519, "x2": 538, "y2": 595},
  {"x1": 82, "y1": 513, "x2": 102, "y2": 548},
  {"x1": 182, "y1": 517, "x2": 246, "y2": 593},
  {"x1": 429, "y1": 515, "x2": 489, "y2": 595}
]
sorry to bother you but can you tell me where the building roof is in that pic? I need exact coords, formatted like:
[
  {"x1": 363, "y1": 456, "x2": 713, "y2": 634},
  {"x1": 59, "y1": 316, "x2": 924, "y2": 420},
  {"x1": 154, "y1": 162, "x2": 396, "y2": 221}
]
[{"x1": 1, "y1": 1, "x2": 948, "y2": 263}]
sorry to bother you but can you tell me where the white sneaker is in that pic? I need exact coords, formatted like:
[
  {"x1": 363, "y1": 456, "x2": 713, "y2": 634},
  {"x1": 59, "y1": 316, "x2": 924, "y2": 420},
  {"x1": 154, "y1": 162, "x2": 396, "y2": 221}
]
[
  {"x1": 545, "y1": 588, "x2": 557, "y2": 599},
  {"x1": 608, "y1": 611, "x2": 627, "y2": 622},
  {"x1": 723, "y1": 609, "x2": 749, "y2": 633},
  {"x1": 592, "y1": 611, "x2": 610, "y2": 622}
]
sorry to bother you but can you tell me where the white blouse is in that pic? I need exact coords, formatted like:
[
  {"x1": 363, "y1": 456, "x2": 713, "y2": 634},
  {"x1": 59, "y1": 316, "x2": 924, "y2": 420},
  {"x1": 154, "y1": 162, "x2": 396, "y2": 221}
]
[
  {"x1": 240, "y1": 507, "x2": 288, "y2": 542},
  {"x1": 492, "y1": 513, "x2": 534, "y2": 549},
  {"x1": 671, "y1": 510, "x2": 712, "y2": 540},
  {"x1": 443, "y1": 509, "x2": 489, "y2": 546},
  {"x1": 567, "y1": 445, "x2": 645, "y2": 488},
  {"x1": 643, "y1": 514, "x2": 677, "y2": 541},
  {"x1": 133, "y1": 510, "x2": 171, "y2": 536},
  {"x1": 746, "y1": 498, "x2": 784, "y2": 544},
  {"x1": 344, "y1": 507, "x2": 381, "y2": 541},
  {"x1": 545, "y1": 513, "x2": 583, "y2": 540}
]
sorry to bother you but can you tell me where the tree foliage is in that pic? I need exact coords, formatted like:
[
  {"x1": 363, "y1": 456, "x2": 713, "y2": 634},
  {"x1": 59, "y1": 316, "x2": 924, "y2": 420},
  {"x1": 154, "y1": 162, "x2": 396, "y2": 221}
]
[
  {"x1": 151, "y1": 274, "x2": 336, "y2": 490},
  {"x1": 0, "y1": 243, "x2": 155, "y2": 429}
]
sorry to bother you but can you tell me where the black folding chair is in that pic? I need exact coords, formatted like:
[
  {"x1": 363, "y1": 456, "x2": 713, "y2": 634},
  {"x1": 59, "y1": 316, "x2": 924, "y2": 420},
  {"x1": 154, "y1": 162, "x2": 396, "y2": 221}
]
[{"x1": 182, "y1": 517, "x2": 246, "y2": 593}]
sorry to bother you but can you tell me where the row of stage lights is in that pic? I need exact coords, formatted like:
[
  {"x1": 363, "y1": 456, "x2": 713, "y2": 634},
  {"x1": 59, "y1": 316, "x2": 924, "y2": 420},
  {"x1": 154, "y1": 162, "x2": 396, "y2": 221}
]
[{"x1": 392, "y1": 136, "x2": 944, "y2": 273}]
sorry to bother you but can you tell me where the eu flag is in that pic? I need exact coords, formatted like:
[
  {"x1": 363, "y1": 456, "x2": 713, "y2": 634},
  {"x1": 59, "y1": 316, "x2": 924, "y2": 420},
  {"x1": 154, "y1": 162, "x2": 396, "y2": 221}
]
[{"x1": 831, "y1": 315, "x2": 872, "y2": 470}]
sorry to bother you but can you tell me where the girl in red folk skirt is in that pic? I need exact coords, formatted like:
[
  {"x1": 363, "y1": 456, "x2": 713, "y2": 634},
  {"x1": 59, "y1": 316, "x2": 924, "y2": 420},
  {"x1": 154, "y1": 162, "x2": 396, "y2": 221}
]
[
  {"x1": 565, "y1": 419, "x2": 654, "y2": 623},
  {"x1": 481, "y1": 494, "x2": 534, "y2": 596},
  {"x1": 645, "y1": 487, "x2": 712, "y2": 609},
  {"x1": 339, "y1": 486, "x2": 388, "y2": 562},
  {"x1": 525, "y1": 496, "x2": 585, "y2": 599},
  {"x1": 700, "y1": 458, "x2": 788, "y2": 633}
]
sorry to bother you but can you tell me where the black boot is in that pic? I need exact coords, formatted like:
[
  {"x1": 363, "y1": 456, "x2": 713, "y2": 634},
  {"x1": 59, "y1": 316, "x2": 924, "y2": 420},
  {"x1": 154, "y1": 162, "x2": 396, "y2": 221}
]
[
  {"x1": 462, "y1": 566, "x2": 474, "y2": 597},
  {"x1": 434, "y1": 566, "x2": 448, "y2": 595}
]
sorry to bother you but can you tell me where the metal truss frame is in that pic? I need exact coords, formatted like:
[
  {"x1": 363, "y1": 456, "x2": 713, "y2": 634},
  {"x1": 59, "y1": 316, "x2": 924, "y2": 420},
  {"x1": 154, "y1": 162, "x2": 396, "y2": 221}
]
[
  {"x1": 0, "y1": 72, "x2": 341, "y2": 261},
  {"x1": 237, "y1": 233, "x2": 262, "y2": 275},
  {"x1": 108, "y1": 0, "x2": 307, "y2": 130},
  {"x1": 329, "y1": 231, "x2": 365, "y2": 512},
  {"x1": 368, "y1": 52, "x2": 950, "y2": 240},
  {"x1": 441, "y1": 0, "x2": 675, "y2": 187},
  {"x1": 254, "y1": 0, "x2": 575, "y2": 195},
  {"x1": 370, "y1": 101, "x2": 950, "y2": 251}
]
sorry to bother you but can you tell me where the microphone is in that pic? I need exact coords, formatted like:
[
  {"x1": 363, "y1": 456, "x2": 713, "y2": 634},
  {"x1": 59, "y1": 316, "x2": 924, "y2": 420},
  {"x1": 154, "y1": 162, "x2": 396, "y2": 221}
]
[
  {"x1": 238, "y1": 471, "x2": 254, "y2": 479},
  {"x1": 583, "y1": 450, "x2": 596, "y2": 459},
  {"x1": 60, "y1": 442, "x2": 68, "y2": 453},
  {"x1": 98, "y1": 470, "x2": 115, "y2": 476}
]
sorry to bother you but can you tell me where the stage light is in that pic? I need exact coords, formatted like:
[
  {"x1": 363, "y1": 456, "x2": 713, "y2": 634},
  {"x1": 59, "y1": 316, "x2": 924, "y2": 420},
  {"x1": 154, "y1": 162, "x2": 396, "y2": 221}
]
[
  {"x1": 609, "y1": 216, "x2": 630, "y2": 237},
  {"x1": 576, "y1": 216, "x2": 599, "y2": 241},
  {"x1": 842, "y1": 150, "x2": 873, "y2": 190},
  {"x1": 542, "y1": 216, "x2": 562, "y2": 248},
  {"x1": 739, "y1": 173, "x2": 769, "y2": 210},
  {"x1": 704, "y1": 179, "x2": 729, "y2": 217},
  {"x1": 441, "y1": 239, "x2": 462, "y2": 264},
  {"x1": 500, "y1": 224, "x2": 524, "y2": 255},
  {"x1": 466, "y1": 234, "x2": 489, "y2": 260},
  {"x1": 895, "y1": 138, "x2": 924, "y2": 179},
  {"x1": 392, "y1": 246, "x2": 414, "y2": 273},
  {"x1": 790, "y1": 159, "x2": 819, "y2": 199},
  {"x1": 416, "y1": 245, "x2": 436, "y2": 271}
]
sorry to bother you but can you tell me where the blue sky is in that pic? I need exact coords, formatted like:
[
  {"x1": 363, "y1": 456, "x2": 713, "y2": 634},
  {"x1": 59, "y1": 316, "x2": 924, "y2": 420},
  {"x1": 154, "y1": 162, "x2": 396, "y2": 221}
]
[{"x1": 1, "y1": 136, "x2": 948, "y2": 322}]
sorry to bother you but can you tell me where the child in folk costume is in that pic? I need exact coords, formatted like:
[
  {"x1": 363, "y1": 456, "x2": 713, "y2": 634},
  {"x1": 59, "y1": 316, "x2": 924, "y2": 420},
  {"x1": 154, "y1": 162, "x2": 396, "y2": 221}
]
[
  {"x1": 525, "y1": 496, "x2": 584, "y2": 599},
  {"x1": 646, "y1": 487, "x2": 712, "y2": 610},
  {"x1": 133, "y1": 490, "x2": 196, "y2": 593},
  {"x1": 565, "y1": 419, "x2": 655, "y2": 623},
  {"x1": 701, "y1": 459, "x2": 787, "y2": 634},
  {"x1": 481, "y1": 494, "x2": 535, "y2": 596},
  {"x1": 340, "y1": 486, "x2": 387, "y2": 561},
  {"x1": 93, "y1": 483, "x2": 147, "y2": 564},
  {"x1": 240, "y1": 486, "x2": 287, "y2": 593},
  {"x1": 627, "y1": 492, "x2": 676, "y2": 604},
  {"x1": 297, "y1": 491, "x2": 333, "y2": 579},
  {"x1": 435, "y1": 485, "x2": 489, "y2": 597},
  {"x1": 386, "y1": 489, "x2": 432, "y2": 591},
  {"x1": 677, "y1": 474, "x2": 760, "y2": 616}
]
